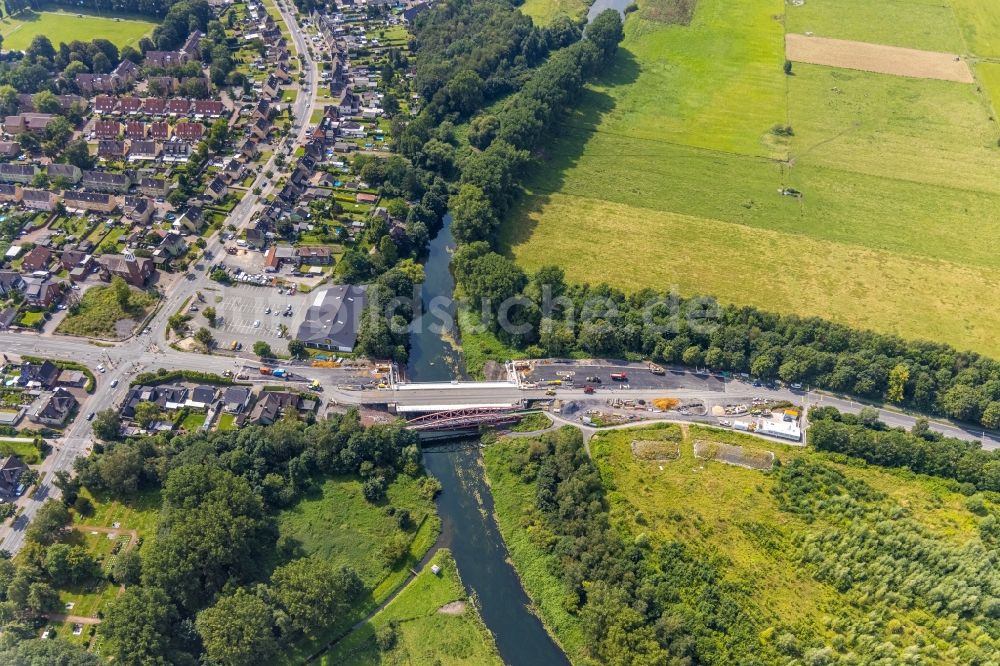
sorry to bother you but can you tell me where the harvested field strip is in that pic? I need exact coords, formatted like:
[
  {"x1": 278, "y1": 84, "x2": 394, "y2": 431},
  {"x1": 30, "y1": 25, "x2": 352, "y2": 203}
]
[
  {"x1": 786, "y1": 34, "x2": 974, "y2": 83},
  {"x1": 693, "y1": 440, "x2": 775, "y2": 470},
  {"x1": 631, "y1": 440, "x2": 680, "y2": 461}
]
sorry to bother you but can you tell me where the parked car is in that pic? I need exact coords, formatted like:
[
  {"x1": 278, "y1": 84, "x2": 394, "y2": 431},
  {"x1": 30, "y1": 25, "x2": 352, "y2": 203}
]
[{"x1": 110, "y1": 379, "x2": 118, "y2": 388}]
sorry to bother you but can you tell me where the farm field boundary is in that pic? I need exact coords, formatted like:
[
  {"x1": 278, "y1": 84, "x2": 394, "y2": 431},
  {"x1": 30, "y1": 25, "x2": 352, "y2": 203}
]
[{"x1": 786, "y1": 33, "x2": 974, "y2": 82}]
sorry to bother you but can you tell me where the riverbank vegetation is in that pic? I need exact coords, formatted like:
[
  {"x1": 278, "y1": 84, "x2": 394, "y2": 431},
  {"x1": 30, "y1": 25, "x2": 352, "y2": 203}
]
[
  {"x1": 320, "y1": 549, "x2": 502, "y2": 666},
  {"x1": 0, "y1": 410, "x2": 442, "y2": 664},
  {"x1": 485, "y1": 425, "x2": 1000, "y2": 664}
]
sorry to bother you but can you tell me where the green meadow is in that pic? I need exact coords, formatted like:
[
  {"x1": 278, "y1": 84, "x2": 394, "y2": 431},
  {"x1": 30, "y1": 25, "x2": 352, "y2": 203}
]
[
  {"x1": 504, "y1": 0, "x2": 1000, "y2": 356},
  {"x1": 0, "y1": 10, "x2": 155, "y2": 51}
]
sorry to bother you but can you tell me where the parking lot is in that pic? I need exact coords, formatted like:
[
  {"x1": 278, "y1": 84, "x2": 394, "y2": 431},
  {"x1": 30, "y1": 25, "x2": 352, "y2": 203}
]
[
  {"x1": 524, "y1": 361, "x2": 727, "y2": 392},
  {"x1": 204, "y1": 283, "x2": 314, "y2": 354}
]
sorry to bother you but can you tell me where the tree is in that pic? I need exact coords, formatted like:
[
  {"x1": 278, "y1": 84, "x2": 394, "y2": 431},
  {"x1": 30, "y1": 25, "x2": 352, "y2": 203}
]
[
  {"x1": 941, "y1": 384, "x2": 984, "y2": 422},
  {"x1": 784, "y1": 59, "x2": 793, "y2": 75},
  {"x1": 196, "y1": 588, "x2": 276, "y2": 666},
  {"x1": 100, "y1": 587, "x2": 188, "y2": 666},
  {"x1": 62, "y1": 139, "x2": 96, "y2": 170},
  {"x1": 449, "y1": 184, "x2": 497, "y2": 244},
  {"x1": 32, "y1": 90, "x2": 60, "y2": 114},
  {"x1": 203, "y1": 306, "x2": 217, "y2": 327},
  {"x1": 0, "y1": 639, "x2": 99, "y2": 665},
  {"x1": 287, "y1": 339, "x2": 307, "y2": 359},
  {"x1": 44, "y1": 544, "x2": 98, "y2": 587},
  {"x1": 253, "y1": 341, "x2": 273, "y2": 359},
  {"x1": 887, "y1": 363, "x2": 909, "y2": 403},
  {"x1": 585, "y1": 9, "x2": 624, "y2": 62},
  {"x1": 133, "y1": 401, "x2": 162, "y2": 429},
  {"x1": 269, "y1": 557, "x2": 363, "y2": 634},
  {"x1": 194, "y1": 327, "x2": 215, "y2": 351},
  {"x1": 24, "y1": 500, "x2": 70, "y2": 546},
  {"x1": 25, "y1": 35, "x2": 55, "y2": 63},
  {"x1": 0, "y1": 85, "x2": 18, "y2": 116},
  {"x1": 981, "y1": 401, "x2": 1000, "y2": 430},
  {"x1": 858, "y1": 406, "x2": 881, "y2": 427},
  {"x1": 111, "y1": 276, "x2": 131, "y2": 309}
]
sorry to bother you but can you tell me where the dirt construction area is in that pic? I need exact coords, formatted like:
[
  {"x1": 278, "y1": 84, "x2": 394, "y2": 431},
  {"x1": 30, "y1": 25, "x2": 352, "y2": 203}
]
[{"x1": 785, "y1": 34, "x2": 974, "y2": 83}]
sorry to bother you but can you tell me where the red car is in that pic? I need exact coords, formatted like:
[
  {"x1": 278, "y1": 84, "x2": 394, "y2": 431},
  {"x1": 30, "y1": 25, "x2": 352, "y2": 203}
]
[{"x1": 583, "y1": 385, "x2": 595, "y2": 394}]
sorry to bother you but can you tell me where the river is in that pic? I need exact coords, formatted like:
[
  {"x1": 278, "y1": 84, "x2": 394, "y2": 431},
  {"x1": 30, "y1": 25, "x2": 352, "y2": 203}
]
[{"x1": 409, "y1": 216, "x2": 570, "y2": 665}]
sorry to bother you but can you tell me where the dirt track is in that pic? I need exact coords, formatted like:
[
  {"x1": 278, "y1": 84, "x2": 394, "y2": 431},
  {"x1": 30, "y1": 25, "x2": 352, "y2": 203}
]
[{"x1": 786, "y1": 34, "x2": 974, "y2": 83}]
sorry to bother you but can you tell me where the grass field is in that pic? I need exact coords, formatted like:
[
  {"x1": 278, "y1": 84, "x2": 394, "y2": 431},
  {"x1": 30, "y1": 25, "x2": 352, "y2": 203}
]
[
  {"x1": 0, "y1": 438, "x2": 41, "y2": 463},
  {"x1": 277, "y1": 474, "x2": 441, "y2": 664},
  {"x1": 320, "y1": 550, "x2": 502, "y2": 666},
  {"x1": 519, "y1": 0, "x2": 588, "y2": 25},
  {"x1": 486, "y1": 424, "x2": 998, "y2": 662},
  {"x1": 504, "y1": 0, "x2": 1000, "y2": 356},
  {"x1": 0, "y1": 10, "x2": 155, "y2": 51},
  {"x1": 56, "y1": 285, "x2": 157, "y2": 339}
]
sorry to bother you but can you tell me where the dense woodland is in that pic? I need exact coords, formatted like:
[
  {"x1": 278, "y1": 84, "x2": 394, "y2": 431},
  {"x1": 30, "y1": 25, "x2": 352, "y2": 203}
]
[
  {"x1": 0, "y1": 411, "x2": 435, "y2": 665},
  {"x1": 493, "y1": 429, "x2": 1000, "y2": 665}
]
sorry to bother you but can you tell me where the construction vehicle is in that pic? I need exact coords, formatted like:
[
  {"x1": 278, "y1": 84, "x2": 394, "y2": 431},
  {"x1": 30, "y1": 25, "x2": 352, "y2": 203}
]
[
  {"x1": 259, "y1": 367, "x2": 273, "y2": 375},
  {"x1": 309, "y1": 380, "x2": 322, "y2": 391},
  {"x1": 648, "y1": 363, "x2": 665, "y2": 375},
  {"x1": 545, "y1": 388, "x2": 557, "y2": 396},
  {"x1": 610, "y1": 372, "x2": 628, "y2": 382}
]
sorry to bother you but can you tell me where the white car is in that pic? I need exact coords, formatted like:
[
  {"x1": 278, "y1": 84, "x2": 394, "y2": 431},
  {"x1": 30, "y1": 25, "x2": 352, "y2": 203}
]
[
  {"x1": 97, "y1": 364, "x2": 105, "y2": 373},
  {"x1": 110, "y1": 379, "x2": 119, "y2": 388},
  {"x1": 253, "y1": 320, "x2": 261, "y2": 328}
]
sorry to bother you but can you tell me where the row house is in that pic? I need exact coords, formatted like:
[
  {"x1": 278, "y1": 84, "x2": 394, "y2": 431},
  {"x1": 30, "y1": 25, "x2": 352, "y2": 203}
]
[
  {"x1": 0, "y1": 184, "x2": 21, "y2": 203},
  {"x1": 0, "y1": 163, "x2": 37, "y2": 184},
  {"x1": 48, "y1": 164, "x2": 82, "y2": 184},
  {"x1": 82, "y1": 170, "x2": 132, "y2": 193},
  {"x1": 139, "y1": 177, "x2": 168, "y2": 197},
  {"x1": 167, "y1": 98, "x2": 191, "y2": 116},
  {"x1": 98, "y1": 140, "x2": 128, "y2": 160},
  {"x1": 128, "y1": 140, "x2": 160, "y2": 161},
  {"x1": 64, "y1": 191, "x2": 117, "y2": 213},
  {"x1": 119, "y1": 96, "x2": 143, "y2": 115},
  {"x1": 150, "y1": 122, "x2": 170, "y2": 139},
  {"x1": 143, "y1": 97, "x2": 167, "y2": 115},
  {"x1": 147, "y1": 76, "x2": 179, "y2": 95},
  {"x1": 94, "y1": 120, "x2": 121, "y2": 139},
  {"x1": 162, "y1": 141, "x2": 192, "y2": 163},
  {"x1": 21, "y1": 188, "x2": 56, "y2": 211},
  {"x1": 17, "y1": 94, "x2": 86, "y2": 113},
  {"x1": 193, "y1": 100, "x2": 225, "y2": 118},
  {"x1": 94, "y1": 96, "x2": 117, "y2": 114},
  {"x1": 0, "y1": 141, "x2": 19, "y2": 158},
  {"x1": 174, "y1": 122, "x2": 204, "y2": 141},
  {"x1": 3, "y1": 113, "x2": 55, "y2": 134},
  {"x1": 125, "y1": 121, "x2": 146, "y2": 140},
  {"x1": 75, "y1": 60, "x2": 139, "y2": 94}
]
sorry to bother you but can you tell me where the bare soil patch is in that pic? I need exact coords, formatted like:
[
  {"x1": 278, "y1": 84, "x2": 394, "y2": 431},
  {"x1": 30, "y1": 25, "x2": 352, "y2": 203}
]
[
  {"x1": 693, "y1": 441, "x2": 775, "y2": 471},
  {"x1": 786, "y1": 34, "x2": 973, "y2": 83},
  {"x1": 631, "y1": 439, "x2": 680, "y2": 461},
  {"x1": 437, "y1": 600, "x2": 467, "y2": 615}
]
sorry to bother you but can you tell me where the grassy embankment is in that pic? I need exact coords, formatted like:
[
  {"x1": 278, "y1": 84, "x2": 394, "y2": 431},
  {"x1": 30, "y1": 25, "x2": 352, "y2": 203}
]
[{"x1": 319, "y1": 549, "x2": 502, "y2": 666}]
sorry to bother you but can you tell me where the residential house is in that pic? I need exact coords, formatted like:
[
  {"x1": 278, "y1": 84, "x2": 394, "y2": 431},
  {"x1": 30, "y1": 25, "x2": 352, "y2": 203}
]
[
  {"x1": 80, "y1": 60, "x2": 141, "y2": 93},
  {"x1": 63, "y1": 191, "x2": 117, "y2": 213},
  {"x1": 94, "y1": 120, "x2": 121, "y2": 139},
  {"x1": 128, "y1": 140, "x2": 159, "y2": 162},
  {"x1": 222, "y1": 386, "x2": 252, "y2": 413},
  {"x1": 295, "y1": 285, "x2": 368, "y2": 352},
  {"x1": 22, "y1": 275, "x2": 61, "y2": 307},
  {"x1": 21, "y1": 188, "x2": 57, "y2": 211},
  {"x1": 296, "y1": 246, "x2": 333, "y2": 265},
  {"x1": 175, "y1": 204, "x2": 204, "y2": 233},
  {"x1": 148, "y1": 76, "x2": 179, "y2": 95},
  {"x1": 124, "y1": 196, "x2": 154, "y2": 224},
  {"x1": 21, "y1": 245, "x2": 52, "y2": 272},
  {"x1": 0, "y1": 456, "x2": 27, "y2": 497},
  {"x1": 174, "y1": 122, "x2": 205, "y2": 141},
  {"x1": 162, "y1": 141, "x2": 192, "y2": 163},
  {"x1": 18, "y1": 360, "x2": 59, "y2": 388},
  {"x1": 0, "y1": 141, "x2": 20, "y2": 158},
  {"x1": 187, "y1": 385, "x2": 217, "y2": 409},
  {"x1": 248, "y1": 390, "x2": 315, "y2": 425},
  {"x1": 193, "y1": 100, "x2": 225, "y2": 118},
  {"x1": 356, "y1": 192, "x2": 378, "y2": 205},
  {"x1": 0, "y1": 307, "x2": 16, "y2": 331},
  {"x1": 249, "y1": 116, "x2": 269, "y2": 140},
  {"x1": 59, "y1": 249, "x2": 92, "y2": 272},
  {"x1": 167, "y1": 98, "x2": 191, "y2": 116},
  {"x1": 119, "y1": 96, "x2": 143, "y2": 115},
  {"x1": 99, "y1": 251, "x2": 153, "y2": 287},
  {"x1": 149, "y1": 121, "x2": 170, "y2": 139},
  {"x1": 0, "y1": 270, "x2": 25, "y2": 297},
  {"x1": 57, "y1": 370, "x2": 87, "y2": 388},
  {"x1": 0, "y1": 163, "x2": 37, "y2": 184},
  {"x1": 124, "y1": 121, "x2": 146, "y2": 139},
  {"x1": 94, "y1": 96, "x2": 117, "y2": 114},
  {"x1": 82, "y1": 170, "x2": 132, "y2": 193},
  {"x1": 3, "y1": 113, "x2": 55, "y2": 134},
  {"x1": 262, "y1": 74, "x2": 280, "y2": 98},
  {"x1": 98, "y1": 140, "x2": 128, "y2": 160},
  {"x1": 29, "y1": 388, "x2": 78, "y2": 427},
  {"x1": 204, "y1": 176, "x2": 228, "y2": 202},
  {"x1": 142, "y1": 97, "x2": 168, "y2": 115},
  {"x1": 145, "y1": 50, "x2": 187, "y2": 69},
  {"x1": 139, "y1": 177, "x2": 168, "y2": 197},
  {"x1": 253, "y1": 99, "x2": 271, "y2": 120},
  {"x1": 0, "y1": 184, "x2": 22, "y2": 203},
  {"x1": 47, "y1": 163, "x2": 82, "y2": 184},
  {"x1": 222, "y1": 159, "x2": 244, "y2": 184},
  {"x1": 152, "y1": 231, "x2": 186, "y2": 265}
]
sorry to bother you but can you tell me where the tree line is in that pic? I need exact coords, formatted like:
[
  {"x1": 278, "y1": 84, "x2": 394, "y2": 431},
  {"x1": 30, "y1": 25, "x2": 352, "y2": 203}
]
[{"x1": 808, "y1": 406, "x2": 1000, "y2": 492}]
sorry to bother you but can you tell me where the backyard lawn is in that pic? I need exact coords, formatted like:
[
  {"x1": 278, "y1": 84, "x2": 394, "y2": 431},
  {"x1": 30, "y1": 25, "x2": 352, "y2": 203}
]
[
  {"x1": 56, "y1": 284, "x2": 157, "y2": 339},
  {"x1": 0, "y1": 10, "x2": 155, "y2": 51}
]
